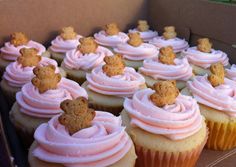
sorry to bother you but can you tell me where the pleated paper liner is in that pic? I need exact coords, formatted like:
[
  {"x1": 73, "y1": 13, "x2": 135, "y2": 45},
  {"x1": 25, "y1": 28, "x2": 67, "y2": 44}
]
[
  {"x1": 89, "y1": 103, "x2": 123, "y2": 116},
  {"x1": 206, "y1": 119, "x2": 236, "y2": 151},
  {"x1": 135, "y1": 131, "x2": 208, "y2": 167}
]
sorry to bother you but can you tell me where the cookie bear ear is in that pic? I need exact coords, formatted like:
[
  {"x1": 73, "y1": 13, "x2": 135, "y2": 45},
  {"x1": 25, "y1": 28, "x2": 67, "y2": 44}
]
[
  {"x1": 33, "y1": 66, "x2": 40, "y2": 75},
  {"x1": 103, "y1": 56, "x2": 110, "y2": 64},
  {"x1": 87, "y1": 37, "x2": 95, "y2": 41},
  {"x1": 76, "y1": 97, "x2": 87, "y2": 104},
  {"x1": 48, "y1": 64, "x2": 56, "y2": 71},
  {"x1": 170, "y1": 80, "x2": 176, "y2": 86},
  {"x1": 79, "y1": 38, "x2": 85, "y2": 44},
  {"x1": 60, "y1": 99, "x2": 72, "y2": 112}
]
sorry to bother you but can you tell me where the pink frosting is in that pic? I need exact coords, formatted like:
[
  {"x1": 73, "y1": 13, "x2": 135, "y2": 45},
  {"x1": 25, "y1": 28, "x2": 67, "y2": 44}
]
[
  {"x1": 86, "y1": 66, "x2": 145, "y2": 97},
  {"x1": 124, "y1": 89, "x2": 202, "y2": 140},
  {"x1": 149, "y1": 36, "x2": 189, "y2": 53},
  {"x1": 113, "y1": 43, "x2": 158, "y2": 61},
  {"x1": 0, "y1": 41, "x2": 46, "y2": 61},
  {"x1": 63, "y1": 46, "x2": 113, "y2": 71},
  {"x1": 128, "y1": 28, "x2": 158, "y2": 41},
  {"x1": 16, "y1": 78, "x2": 88, "y2": 118},
  {"x1": 3, "y1": 57, "x2": 60, "y2": 88},
  {"x1": 226, "y1": 64, "x2": 236, "y2": 81},
  {"x1": 94, "y1": 30, "x2": 129, "y2": 47},
  {"x1": 187, "y1": 75, "x2": 236, "y2": 117},
  {"x1": 49, "y1": 35, "x2": 82, "y2": 53},
  {"x1": 33, "y1": 111, "x2": 132, "y2": 167},
  {"x1": 183, "y1": 47, "x2": 229, "y2": 69},
  {"x1": 139, "y1": 57, "x2": 192, "y2": 81}
]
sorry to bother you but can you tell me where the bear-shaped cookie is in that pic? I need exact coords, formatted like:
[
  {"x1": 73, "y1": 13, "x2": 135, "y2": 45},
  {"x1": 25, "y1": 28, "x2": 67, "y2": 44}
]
[
  {"x1": 197, "y1": 38, "x2": 212, "y2": 53},
  {"x1": 78, "y1": 37, "x2": 98, "y2": 54},
  {"x1": 208, "y1": 62, "x2": 225, "y2": 87},
  {"x1": 10, "y1": 32, "x2": 29, "y2": 47},
  {"x1": 105, "y1": 23, "x2": 120, "y2": 36},
  {"x1": 127, "y1": 32, "x2": 143, "y2": 47},
  {"x1": 163, "y1": 26, "x2": 177, "y2": 40},
  {"x1": 137, "y1": 20, "x2": 150, "y2": 32},
  {"x1": 60, "y1": 26, "x2": 77, "y2": 40},
  {"x1": 17, "y1": 48, "x2": 41, "y2": 67},
  {"x1": 158, "y1": 46, "x2": 176, "y2": 65}
]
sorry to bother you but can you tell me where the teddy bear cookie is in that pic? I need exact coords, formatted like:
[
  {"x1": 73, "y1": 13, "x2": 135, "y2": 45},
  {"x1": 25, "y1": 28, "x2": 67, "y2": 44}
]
[
  {"x1": 102, "y1": 54, "x2": 125, "y2": 77},
  {"x1": 197, "y1": 38, "x2": 212, "y2": 53},
  {"x1": 77, "y1": 37, "x2": 98, "y2": 54},
  {"x1": 208, "y1": 62, "x2": 225, "y2": 87},
  {"x1": 163, "y1": 26, "x2": 177, "y2": 40},
  {"x1": 17, "y1": 48, "x2": 41, "y2": 67},
  {"x1": 60, "y1": 26, "x2": 77, "y2": 40},
  {"x1": 59, "y1": 97, "x2": 96, "y2": 135},
  {"x1": 127, "y1": 32, "x2": 143, "y2": 47},
  {"x1": 105, "y1": 23, "x2": 120, "y2": 36},
  {"x1": 150, "y1": 80, "x2": 179, "y2": 107},
  {"x1": 10, "y1": 32, "x2": 29, "y2": 47},
  {"x1": 137, "y1": 20, "x2": 150, "y2": 32},
  {"x1": 31, "y1": 65, "x2": 61, "y2": 93},
  {"x1": 158, "y1": 46, "x2": 176, "y2": 65}
]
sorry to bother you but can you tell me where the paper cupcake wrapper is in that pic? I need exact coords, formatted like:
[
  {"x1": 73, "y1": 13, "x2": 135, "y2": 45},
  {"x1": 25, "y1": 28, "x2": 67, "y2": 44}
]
[
  {"x1": 206, "y1": 119, "x2": 236, "y2": 151},
  {"x1": 89, "y1": 103, "x2": 123, "y2": 116},
  {"x1": 134, "y1": 133, "x2": 207, "y2": 167}
]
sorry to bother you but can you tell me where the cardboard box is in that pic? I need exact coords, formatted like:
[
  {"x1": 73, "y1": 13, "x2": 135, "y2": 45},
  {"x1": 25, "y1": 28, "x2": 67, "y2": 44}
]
[{"x1": 0, "y1": 0, "x2": 236, "y2": 166}]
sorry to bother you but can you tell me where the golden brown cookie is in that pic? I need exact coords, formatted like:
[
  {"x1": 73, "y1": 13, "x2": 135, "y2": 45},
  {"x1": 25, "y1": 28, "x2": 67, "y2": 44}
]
[
  {"x1": 105, "y1": 23, "x2": 120, "y2": 36},
  {"x1": 197, "y1": 38, "x2": 212, "y2": 53},
  {"x1": 158, "y1": 46, "x2": 176, "y2": 65},
  {"x1": 208, "y1": 62, "x2": 224, "y2": 87},
  {"x1": 150, "y1": 80, "x2": 179, "y2": 107},
  {"x1": 59, "y1": 97, "x2": 96, "y2": 135},
  {"x1": 31, "y1": 65, "x2": 61, "y2": 93},
  {"x1": 10, "y1": 32, "x2": 29, "y2": 47},
  {"x1": 78, "y1": 37, "x2": 98, "y2": 54},
  {"x1": 163, "y1": 26, "x2": 177, "y2": 40},
  {"x1": 102, "y1": 54, "x2": 125, "y2": 77},
  {"x1": 17, "y1": 48, "x2": 41, "y2": 67},
  {"x1": 127, "y1": 32, "x2": 143, "y2": 47},
  {"x1": 137, "y1": 20, "x2": 150, "y2": 32},
  {"x1": 60, "y1": 26, "x2": 77, "y2": 40}
]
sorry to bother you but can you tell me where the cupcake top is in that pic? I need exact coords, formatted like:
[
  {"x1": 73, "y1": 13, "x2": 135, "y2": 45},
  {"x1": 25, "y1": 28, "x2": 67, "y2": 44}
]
[
  {"x1": 139, "y1": 46, "x2": 192, "y2": 81},
  {"x1": 63, "y1": 37, "x2": 113, "y2": 71},
  {"x1": 3, "y1": 48, "x2": 60, "y2": 88},
  {"x1": 124, "y1": 81, "x2": 202, "y2": 140},
  {"x1": 113, "y1": 32, "x2": 158, "y2": 61},
  {"x1": 128, "y1": 20, "x2": 158, "y2": 42},
  {"x1": 187, "y1": 63, "x2": 236, "y2": 117},
  {"x1": 86, "y1": 54, "x2": 145, "y2": 97},
  {"x1": 50, "y1": 26, "x2": 82, "y2": 53},
  {"x1": 33, "y1": 98, "x2": 132, "y2": 167},
  {"x1": 183, "y1": 38, "x2": 229, "y2": 69},
  {"x1": 149, "y1": 26, "x2": 189, "y2": 53},
  {"x1": 0, "y1": 32, "x2": 46, "y2": 61},
  {"x1": 16, "y1": 65, "x2": 87, "y2": 118},
  {"x1": 94, "y1": 23, "x2": 129, "y2": 47},
  {"x1": 226, "y1": 64, "x2": 236, "y2": 81}
]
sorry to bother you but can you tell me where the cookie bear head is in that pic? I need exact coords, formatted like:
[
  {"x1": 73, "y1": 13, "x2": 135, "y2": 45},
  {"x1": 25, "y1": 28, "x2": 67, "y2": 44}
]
[
  {"x1": 59, "y1": 97, "x2": 96, "y2": 135},
  {"x1": 163, "y1": 26, "x2": 177, "y2": 40},
  {"x1": 10, "y1": 32, "x2": 29, "y2": 47},
  {"x1": 17, "y1": 48, "x2": 41, "y2": 67},
  {"x1": 78, "y1": 37, "x2": 98, "y2": 54},
  {"x1": 197, "y1": 38, "x2": 212, "y2": 53},
  {"x1": 150, "y1": 80, "x2": 179, "y2": 107},
  {"x1": 127, "y1": 32, "x2": 143, "y2": 47},
  {"x1": 102, "y1": 54, "x2": 125, "y2": 77},
  {"x1": 137, "y1": 20, "x2": 150, "y2": 32},
  {"x1": 158, "y1": 46, "x2": 176, "y2": 65},
  {"x1": 31, "y1": 65, "x2": 61, "y2": 93},
  {"x1": 105, "y1": 23, "x2": 120, "y2": 36},
  {"x1": 208, "y1": 62, "x2": 225, "y2": 87},
  {"x1": 60, "y1": 26, "x2": 77, "y2": 40}
]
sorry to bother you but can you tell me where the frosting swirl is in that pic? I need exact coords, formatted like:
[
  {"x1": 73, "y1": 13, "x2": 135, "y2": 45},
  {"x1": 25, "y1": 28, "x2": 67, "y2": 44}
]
[
  {"x1": 139, "y1": 57, "x2": 192, "y2": 81},
  {"x1": 183, "y1": 47, "x2": 229, "y2": 69},
  {"x1": 16, "y1": 78, "x2": 88, "y2": 118},
  {"x1": 63, "y1": 46, "x2": 113, "y2": 71},
  {"x1": 187, "y1": 75, "x2": 236, "y2": 117},
  {"x1": 113, "y1": 43, "x2": 158, "y2": 61},
  {"x1": 0, "y1": 41, "x2": 46, "y2": 61},
  {"x1": 33, "y1": 111, "x2": 132, "y2": 167},
  {"x1": 50, "y1": 35, "x2": 82, "y2": 53},
  {"x1": 94, "y1": 30, "x2": 129, "y2": 47},
  {"x1": 3, "y1": 57, "x2": 59, "y2": 88},
  {"x1": 124, "y1": 89, "x2": 202, "y2": 140},
  {"x1": 149, "y1": 36, "x2": 189, "y2": 53},
  {"x1": 128, "y1": 28, "x2": 158, "y2": 41},
  {"x1": 226, "y1": 64, "x2": 236, "y2": 81},
  {"x1": 86, "y1": 66, "x2": 145, "y2": 97}
]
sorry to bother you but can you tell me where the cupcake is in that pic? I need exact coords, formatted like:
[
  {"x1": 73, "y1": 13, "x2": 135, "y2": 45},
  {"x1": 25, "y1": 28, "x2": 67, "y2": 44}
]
[
  {"x1": 139, "y1": 46, "x2": 193, "y2": 89},
  {"x1": 0, "y1": 32, "x2": 50, "y2": 76},
  {"x1": 61, "y1": 37, "x2": 113, "y2": 84},
  {"x1": 149, "y1": 26, "x2": 189, "y2": 55},
  {"x1": 28, "y1": 98, "x2": 136, "y2": 167},
  {"x1": 94, "y1": 23, "x2": 129, "y2": 48},
  {"x1": 121, "y1": 81, "x2": 207, "y2": 167},
  {"x1": 9, "y1": 65, "x2": 87, "y2": 147},
  {"x1": 182, "y1": 38, "x2": 230, "y2": 75},
  {"x1": 48, "y1": 26, "x2": 82, "y2": 65},
  {"x1": 113, "y1": 32, "x2": 158, "y2": 69},
  {"x1": 0, "y1": 48, "x2": 66, "y2": 105},
  {"x1": 82, "y1": 54, "x2": 146, "y2": 115},
  {"x1": 186, "y1": 63, "x2": 236, "y2": 150},
  {"x1": 128, "y1": 20, "x2": 158, "y2": 42},
  {"x1": 226, "y1": 64, "x2": 236, "y2": 80}
]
